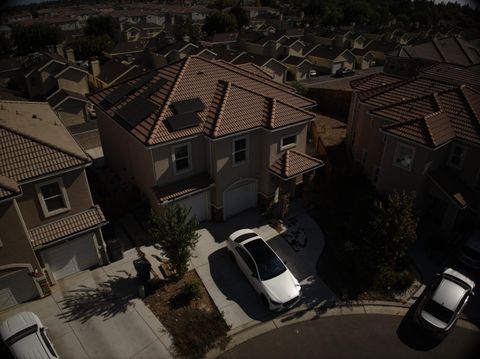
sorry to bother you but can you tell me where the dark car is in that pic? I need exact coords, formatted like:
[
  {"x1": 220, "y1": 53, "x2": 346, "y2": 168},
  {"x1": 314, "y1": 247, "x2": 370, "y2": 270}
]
[
  {"x1": 334, "y1": 67, "x2": 355, "y2": 77},
  {"x1": 457, "y1": 230, "x2": 480, "y2": 271},
  {"x1": 414, "y1": 268, "x2": 475, "y2": 337}
]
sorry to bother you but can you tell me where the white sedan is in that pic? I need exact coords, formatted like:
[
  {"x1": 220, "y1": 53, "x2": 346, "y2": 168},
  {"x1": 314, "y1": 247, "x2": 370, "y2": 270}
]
[{"x1": 227, "y1": 229, "x2": 301, "y2": 311}]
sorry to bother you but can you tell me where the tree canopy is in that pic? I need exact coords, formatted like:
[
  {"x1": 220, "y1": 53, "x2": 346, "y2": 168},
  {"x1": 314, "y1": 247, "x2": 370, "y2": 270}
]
[
  {"x1": 202, "y1": 12, "x2": 238, "y2": 36},
  {"x1": 68, "y1": 34, "x2": 114, "y2": 61},
  {"x1": 84, "y1": 15, "x2": 116, "y2": 39},
  {"x1": 11, "y1": 23, "x2": 61, "y2": 55},
  {"x1": 229, "y1": 4, "x2": 250, "y2": 29}
]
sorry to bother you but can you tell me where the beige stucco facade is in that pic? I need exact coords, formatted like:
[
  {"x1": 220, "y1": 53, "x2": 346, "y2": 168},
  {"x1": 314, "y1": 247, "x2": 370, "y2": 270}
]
[{"x1": 57, "y1": 68, "x2": 89, "y2": 94}]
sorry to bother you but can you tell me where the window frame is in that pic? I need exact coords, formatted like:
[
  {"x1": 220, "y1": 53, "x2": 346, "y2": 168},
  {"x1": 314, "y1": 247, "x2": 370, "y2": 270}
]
[
  {"x1": 280, "y1": 134, "x2": 298, "y2": 151},
  {"x1": 171, "y1": 142, "x2": 192, "y2": 175},
  {"x1": 447, "y1": 143, "x2": 467, "y2": 169},
  {"x1": 392, "y1": 142, "x2": 416, "y2": 172},
  {"x1": 35, "y1": 178, "x2": 71, "y2": 218},
  {"x1": 232, "y1": 136, "x2": 249, "y2": 167}
]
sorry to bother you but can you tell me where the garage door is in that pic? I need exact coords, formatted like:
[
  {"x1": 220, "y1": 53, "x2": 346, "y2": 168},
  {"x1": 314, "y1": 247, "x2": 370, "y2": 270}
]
[
  {"x1": 332, "y1": 62, "x2": 343, "y2": 74},
  {"x1": 224, "y1": 181, "x2": 257, "y2": 219},
  {"x1": 41, "y1": 234, "x2": 99, "y2": 280},
  {"x1": 177, "y1": 192, "x2": 210, "y2": 222},
  {"x1": 0, "y1": 268, "x2": 39, "y2": 311}
]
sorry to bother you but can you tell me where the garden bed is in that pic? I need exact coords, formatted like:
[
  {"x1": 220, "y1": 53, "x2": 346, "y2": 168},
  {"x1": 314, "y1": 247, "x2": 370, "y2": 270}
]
[{"x1": 143, "y1": 270, "x2": 230, "y2": 359}]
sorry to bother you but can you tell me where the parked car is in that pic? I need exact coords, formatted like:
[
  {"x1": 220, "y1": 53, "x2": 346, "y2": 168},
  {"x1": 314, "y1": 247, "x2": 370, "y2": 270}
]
[
  {"x1": 226, "y1": 229, "x2": 301, "y2": 311},
  {"x1": 309, "y1": 69, "x2": 317, "y2": 77},
  {"x1": 457, "y1": 230, "x2": 480, "y2": 271},
  {"x1": 414, "y1": 268, "x2": 475, "y2": 337},
  {"x1": 334, "y1": 67, "x2": 355, "y2": 77},
  {"x1": 0, "y1": 311, "x2": 59, "y2": 359}
]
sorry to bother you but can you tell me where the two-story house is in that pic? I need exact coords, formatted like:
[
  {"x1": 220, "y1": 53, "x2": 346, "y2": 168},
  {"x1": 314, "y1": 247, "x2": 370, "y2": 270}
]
[
  {"x1": 0, "y1": 100, "x2": 107, "y2": 311},
  {"x1": 346, "y1": 64, "x2": 480, "y2": 232},
  {"x1": 89, "y1": 56, "x2": 323, "y2": 222}
]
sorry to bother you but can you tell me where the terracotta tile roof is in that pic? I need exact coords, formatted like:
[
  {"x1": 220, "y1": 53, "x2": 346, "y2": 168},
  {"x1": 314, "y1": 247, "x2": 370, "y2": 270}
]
[
  {"x1": 429, "y1": 168, "x2": 473, "y2": 209},
  {"x1": 398, "y1": 36, "x2": 480, "y2": 66},
  {"x1": 152, "y1": 173, "x2": 214, "y2": 203},
  {"x1": 232, "y1": 52, "x2": 275, "y2": 67},
  {"x1": 0, "y1": 175, "x2": 20, "y2": 200},
  {"x1": 235, "y1": 63, "x2": 273, "y2": 79},
  {"x1": 89, "y1": 56, "x2": 314, "y2": 146},
  {"x1": 372, "y1": 86, "x2": 480, "y2": 147},
  {"x1": 0, "y1": 101, "x2": 90, "y2": 183},
  {"x1": 419, "y1": 63, "x2": 480, "y2": 89},
  {"x1": 203, "y1": 81, "x2": 314, "y2": 138},
  {"x1": 350, "y1": 72, "x2": 404, "y2": 92},
  {"x1": 270, "y1": 150, "x2": 324, "y2": 180},
  {"x1": 29, "y1": 205, "x2": 107, "y2": 247}
]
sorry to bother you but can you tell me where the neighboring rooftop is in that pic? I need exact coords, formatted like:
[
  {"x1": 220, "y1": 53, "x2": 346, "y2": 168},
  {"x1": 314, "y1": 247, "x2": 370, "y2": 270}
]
[{"x1": 89, "y1": 56, "x2": 314, "y2": 146}]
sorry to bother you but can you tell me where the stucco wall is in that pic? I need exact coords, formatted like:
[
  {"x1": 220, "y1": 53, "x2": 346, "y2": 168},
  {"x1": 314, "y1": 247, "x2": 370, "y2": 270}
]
[
  {"x1": 0, "y1": 200, "x2": 41, "y2": 269},
  {"x1": 57, "y1": 99, "x2": 87, "y2": 127},
  {"x1": 57, "y1": 69, "x2": 89, "y2": 94},
  {"x1": 16, "y1": 169, "x2": 93, "y2": 229}
]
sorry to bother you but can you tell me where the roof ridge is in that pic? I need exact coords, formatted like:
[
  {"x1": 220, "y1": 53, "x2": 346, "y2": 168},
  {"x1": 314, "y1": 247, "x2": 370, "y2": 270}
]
[
  {"x1": 370, "y1": 92, "x2": 438, "y2": 113},
  {"x1": 431, "y1": 38, "x2": 447, "y2": 62},
  {"x1": 268, "y1": 98, "x2": 277, "y2": 129},
  {"x1": 290, "y1": 149, "x2": 323, "y2": 163},
  {"x1": 459, "y1": 85, "x2": 480, "y2": 131},
  {"x1": 358, "y1": 76, "x2": 413, "y2": 101},
  {"x1": 147, "y1": 57, "x2": 191, "y2": 145},
  {"x1": 454, "y1": 35, "x2": 475, "y2": 65},
  {"x1": 283, "y1": 150, "x2": 290, "y2": 178},
  {"x1": 212, "y1": 81, "x2": 231, "y2": 138},
  {"x1": 28, "y1": 205, "x2": 104, "y2": 232},
  {"x1": 0, "y1": 123, "x2": 90, "y2": 164}
]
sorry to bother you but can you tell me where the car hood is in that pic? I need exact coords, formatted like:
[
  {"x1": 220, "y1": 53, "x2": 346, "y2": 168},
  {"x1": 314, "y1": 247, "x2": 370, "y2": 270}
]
[
  {"x1": 0, "y1": 312, "x2": 40, "y2": 342},
  {"x1": 420, "y1": 310, "x2": 448, "y2": 330},
  {"x1": 262, "y1": 270, "x2": 300, "y2": 303}
]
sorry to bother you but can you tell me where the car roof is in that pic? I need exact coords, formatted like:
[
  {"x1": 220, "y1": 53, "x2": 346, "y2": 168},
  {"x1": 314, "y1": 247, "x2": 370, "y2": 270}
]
[
  {"x1": 443, "y1": 267, "x2": 475, "y2": 289},
  {"x1": 0, "y1": 312, "x2": 41, "y2": 341},
  {"x1": 432, "y1": 276, "x2": 468, "y2": 311},
  {"x1": 10, "y1": 331, "x2": 54, "y2": 359}
]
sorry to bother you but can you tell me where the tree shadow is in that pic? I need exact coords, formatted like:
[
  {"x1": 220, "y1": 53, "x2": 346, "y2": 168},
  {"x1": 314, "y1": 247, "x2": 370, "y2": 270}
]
[
  {"x1": 396, "y1": 304, "x2": 444, "y2": 351},
  {"x1": 57, "y1": 271, "x2": 138, "y2": 324}
]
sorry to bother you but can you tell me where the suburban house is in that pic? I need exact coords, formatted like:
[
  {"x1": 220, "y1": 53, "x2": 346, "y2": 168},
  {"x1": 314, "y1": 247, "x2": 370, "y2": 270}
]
[
  {"x1": 124, "y1": 23, "x2": 164, "y2": 42},
  {"x1": 304, "y1": 28, "x2": 353, "y2": 48},
  {"x1": 243, "y1": 34, "x2": 289, "y2": 58},
  {"x1": 385, "y1": 35, "x2": 480, "y2": 77},
  {"x1": 282, "y1": 56, "x2": 312, "y2": 81},
  {"x1": 200, "y1": 33, "x2": 238, "y2": 49},
  {"x1": 89, "y1": 56, "x2": 323, "y2": 222},
  {"x1": 346, "y1": 32, "x2": 368, "y2": 49},
  {"x1": 22, "y1": 51, "x2": 88, "y2": 99},
  {"x1": 346, "y1": 65, "x2": 480, "y2": 232},
  {"x1": 47, "y1": 88, "x2": 90, "y2": 128},
  {"x1": 231, "y1": 53, "x2": 288, "y2": 83},
  {"x1": 0, "y1": 100, "x2": 108, "y2": 311},
  {"x1": 145, "y1": 37, "x2": 200, "y2": 67},
  {"x1": 213, "y1": 48, "x2": 245, "y2": 63},
  {"x1": 104, "y1": 40, "x2": 148, "y2": 62},
  {"x1": 305, "y1": 45, "x2": 355, "y2": 74},
  {"x1": 89, "y1": 59, "x2": 144, "y2": 89},
  {"x1": 351, "y1": 47, "x2": 376, "y2": 70},
  {"x1": 281, "y1": 37, "x2": 307, "y2": 57}
]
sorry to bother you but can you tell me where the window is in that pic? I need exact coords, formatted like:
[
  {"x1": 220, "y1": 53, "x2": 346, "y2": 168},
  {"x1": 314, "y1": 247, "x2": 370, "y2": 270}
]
[
  {"x1": 280, "y1": 134, "x2": 297, "y2": 150},
  {"x1": 236, "y1": 247, "x2": 257, "y2": 277},
  {"x1": 233, "y1": 137, "x2": 248, "y2": 166},
  {"x1": 393, "y1": 143, "x2": 416, "y2": 171},
  {"x1": 36, "y1": 178, "x2": 70, "y2": 217},
  {"x1": 448, "y1": 144, "x2": 466, "y2": 169},
  {"x1": 172, "y1": 143, "x2": 191, "y2": 175}
]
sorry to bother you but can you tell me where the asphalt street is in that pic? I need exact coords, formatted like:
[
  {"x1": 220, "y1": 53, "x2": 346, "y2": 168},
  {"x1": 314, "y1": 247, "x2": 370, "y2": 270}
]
[{"x1": 220, "y1": 314, "x2": 480, "y2": 359}]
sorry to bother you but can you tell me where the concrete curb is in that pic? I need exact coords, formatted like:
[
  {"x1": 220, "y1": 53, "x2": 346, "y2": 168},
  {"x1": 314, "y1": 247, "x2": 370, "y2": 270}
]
[{"x1": 207, "y1": 300, "x2": 479, "y2": 359}]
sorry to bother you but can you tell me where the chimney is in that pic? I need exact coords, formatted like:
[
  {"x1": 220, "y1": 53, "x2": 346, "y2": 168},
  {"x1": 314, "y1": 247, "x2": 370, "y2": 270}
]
[
  {"x1": 66, "y1": 48, "x2": 75, "y2": 63},
  {"x1": 56, "y1": 44, "x2": 65, "y2": 58},
  {"x1": 91, "y1": 59, "x2": 100, "y2": 77}
]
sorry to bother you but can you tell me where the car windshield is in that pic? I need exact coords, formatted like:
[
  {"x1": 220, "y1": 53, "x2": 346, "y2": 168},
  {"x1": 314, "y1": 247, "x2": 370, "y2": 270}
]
[
  {"x1": 5, "y1": 325, "x2": 38, "y2": 346},
  {"x1": 423, "y1": 299, "x2": 455, "y2": 324},
  {"x1": 244, "y1": 239, "x2": 286, "y2": 280}
]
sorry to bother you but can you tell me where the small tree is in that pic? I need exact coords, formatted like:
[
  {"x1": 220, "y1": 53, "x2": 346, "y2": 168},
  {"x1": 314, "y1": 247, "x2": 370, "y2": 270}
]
[
  {"x1": 202, "y1": 12, "x2": 237, "y2": 36},
  {"x1": 229, "y1": 4, "x2": 250, "y2": 29},
  {"x1": 149, "y1": 203, "x2": 200, "y2": 280},
  {"x1": 84, "y1": 15, "x2": 116, "y2": 39}
]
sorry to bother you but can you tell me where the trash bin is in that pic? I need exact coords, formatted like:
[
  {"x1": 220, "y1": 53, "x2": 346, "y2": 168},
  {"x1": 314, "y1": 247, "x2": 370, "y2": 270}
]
[
  {"x1": 106, "y1": 238, "x2": 124, "y2": 262},
  {"x1": 133, "y1": 258, "x2": 152, "y2": 285}
]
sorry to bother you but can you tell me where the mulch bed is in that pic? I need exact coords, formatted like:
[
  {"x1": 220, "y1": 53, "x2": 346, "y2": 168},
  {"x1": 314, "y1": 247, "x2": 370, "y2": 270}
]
[{"x1": 143, "y1": 270, "x2": 230, "y2": 359}]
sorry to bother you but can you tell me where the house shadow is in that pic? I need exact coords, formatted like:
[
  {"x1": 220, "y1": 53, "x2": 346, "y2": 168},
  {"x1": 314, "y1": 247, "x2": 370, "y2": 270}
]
[
  {"x1": 208, "y1": 247, "x2": 276, "y2": 322},
  {"x1": 57, "y1": 271, "x2": 138, "y2": 324},
  {"x1": 396, "y1": 303, "x2": 444, "y2": 351}
]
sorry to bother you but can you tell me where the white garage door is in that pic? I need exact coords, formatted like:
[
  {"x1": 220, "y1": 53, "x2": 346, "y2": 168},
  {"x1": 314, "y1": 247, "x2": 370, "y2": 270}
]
[
  {"x1": 224, "y1": 181, "x2": 257, "y2": 219},
  {"x1": 332, "y1": 62, "x2": 343, "y2": 73},
  {"x1": 0, "y1": 268, "x2": 39, "y2": 310},
  {"x1": 41, "y1": 234, "x2": 99, "y2": 280},
  {"x1": 177, "y1": 192, "x2": 210, "y2": 222}
]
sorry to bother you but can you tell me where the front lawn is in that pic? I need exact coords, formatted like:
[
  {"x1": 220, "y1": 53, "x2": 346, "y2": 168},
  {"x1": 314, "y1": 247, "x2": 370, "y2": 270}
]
[{"x1": 144, "y1": 270, "x2": 230, "y2": 358}]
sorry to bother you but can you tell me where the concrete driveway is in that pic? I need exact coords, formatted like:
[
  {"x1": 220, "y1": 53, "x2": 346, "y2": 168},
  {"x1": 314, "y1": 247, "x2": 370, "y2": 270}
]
[
  {"x1": 191, "y1": 210, "x2": 336, "y2": 333},
  {"x1": 0, "y1": 250, "x2": 172, "y2": 359}
]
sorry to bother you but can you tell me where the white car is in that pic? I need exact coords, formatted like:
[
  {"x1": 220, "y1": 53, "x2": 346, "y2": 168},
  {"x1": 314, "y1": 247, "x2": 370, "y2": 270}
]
[
  {"x1": 227, "y1": 229, "x2": 301, "y2": 311},
  {"x1": 0, "y1": 311, "x2": 59, "y2": 359},
  {"x1": 414, "y1": 268, "x2": 475, "y2": 336}
]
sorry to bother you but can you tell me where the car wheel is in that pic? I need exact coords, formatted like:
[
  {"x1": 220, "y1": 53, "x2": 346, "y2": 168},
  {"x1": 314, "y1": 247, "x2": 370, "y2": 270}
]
[{"x1": 260, "y1": 294, "x2": 269, "y2": 308}]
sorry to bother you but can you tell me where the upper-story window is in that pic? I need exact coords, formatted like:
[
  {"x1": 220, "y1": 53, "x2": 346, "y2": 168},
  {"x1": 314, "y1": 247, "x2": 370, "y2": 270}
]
[
  {"x1": 280, "y1": 134, "x2": 297, "y2": 151},
  {"x1": 36, "y1": 178, "x2": 70, "y2": 218},
  {"x1": 172, "y1": 143, "x2": 191, "y2": 175},
  {"x1": 393, "y1": 142, "x2": 415, "y2": 172},
  {"x1": 233, "y1": 136, "x2": 249, "y2": 166},
  {"x1": 448, "y1": 144, "x2": 466, "y2": 169}
]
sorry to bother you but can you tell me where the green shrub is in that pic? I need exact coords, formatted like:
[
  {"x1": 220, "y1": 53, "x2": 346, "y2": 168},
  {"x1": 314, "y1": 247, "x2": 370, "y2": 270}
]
[
  {"x1": 374, "y1": 268, "x2": 414, "y2": 292},
  {"x1": 183, "y1": 281, "x2": 202, "y2": 301}
]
